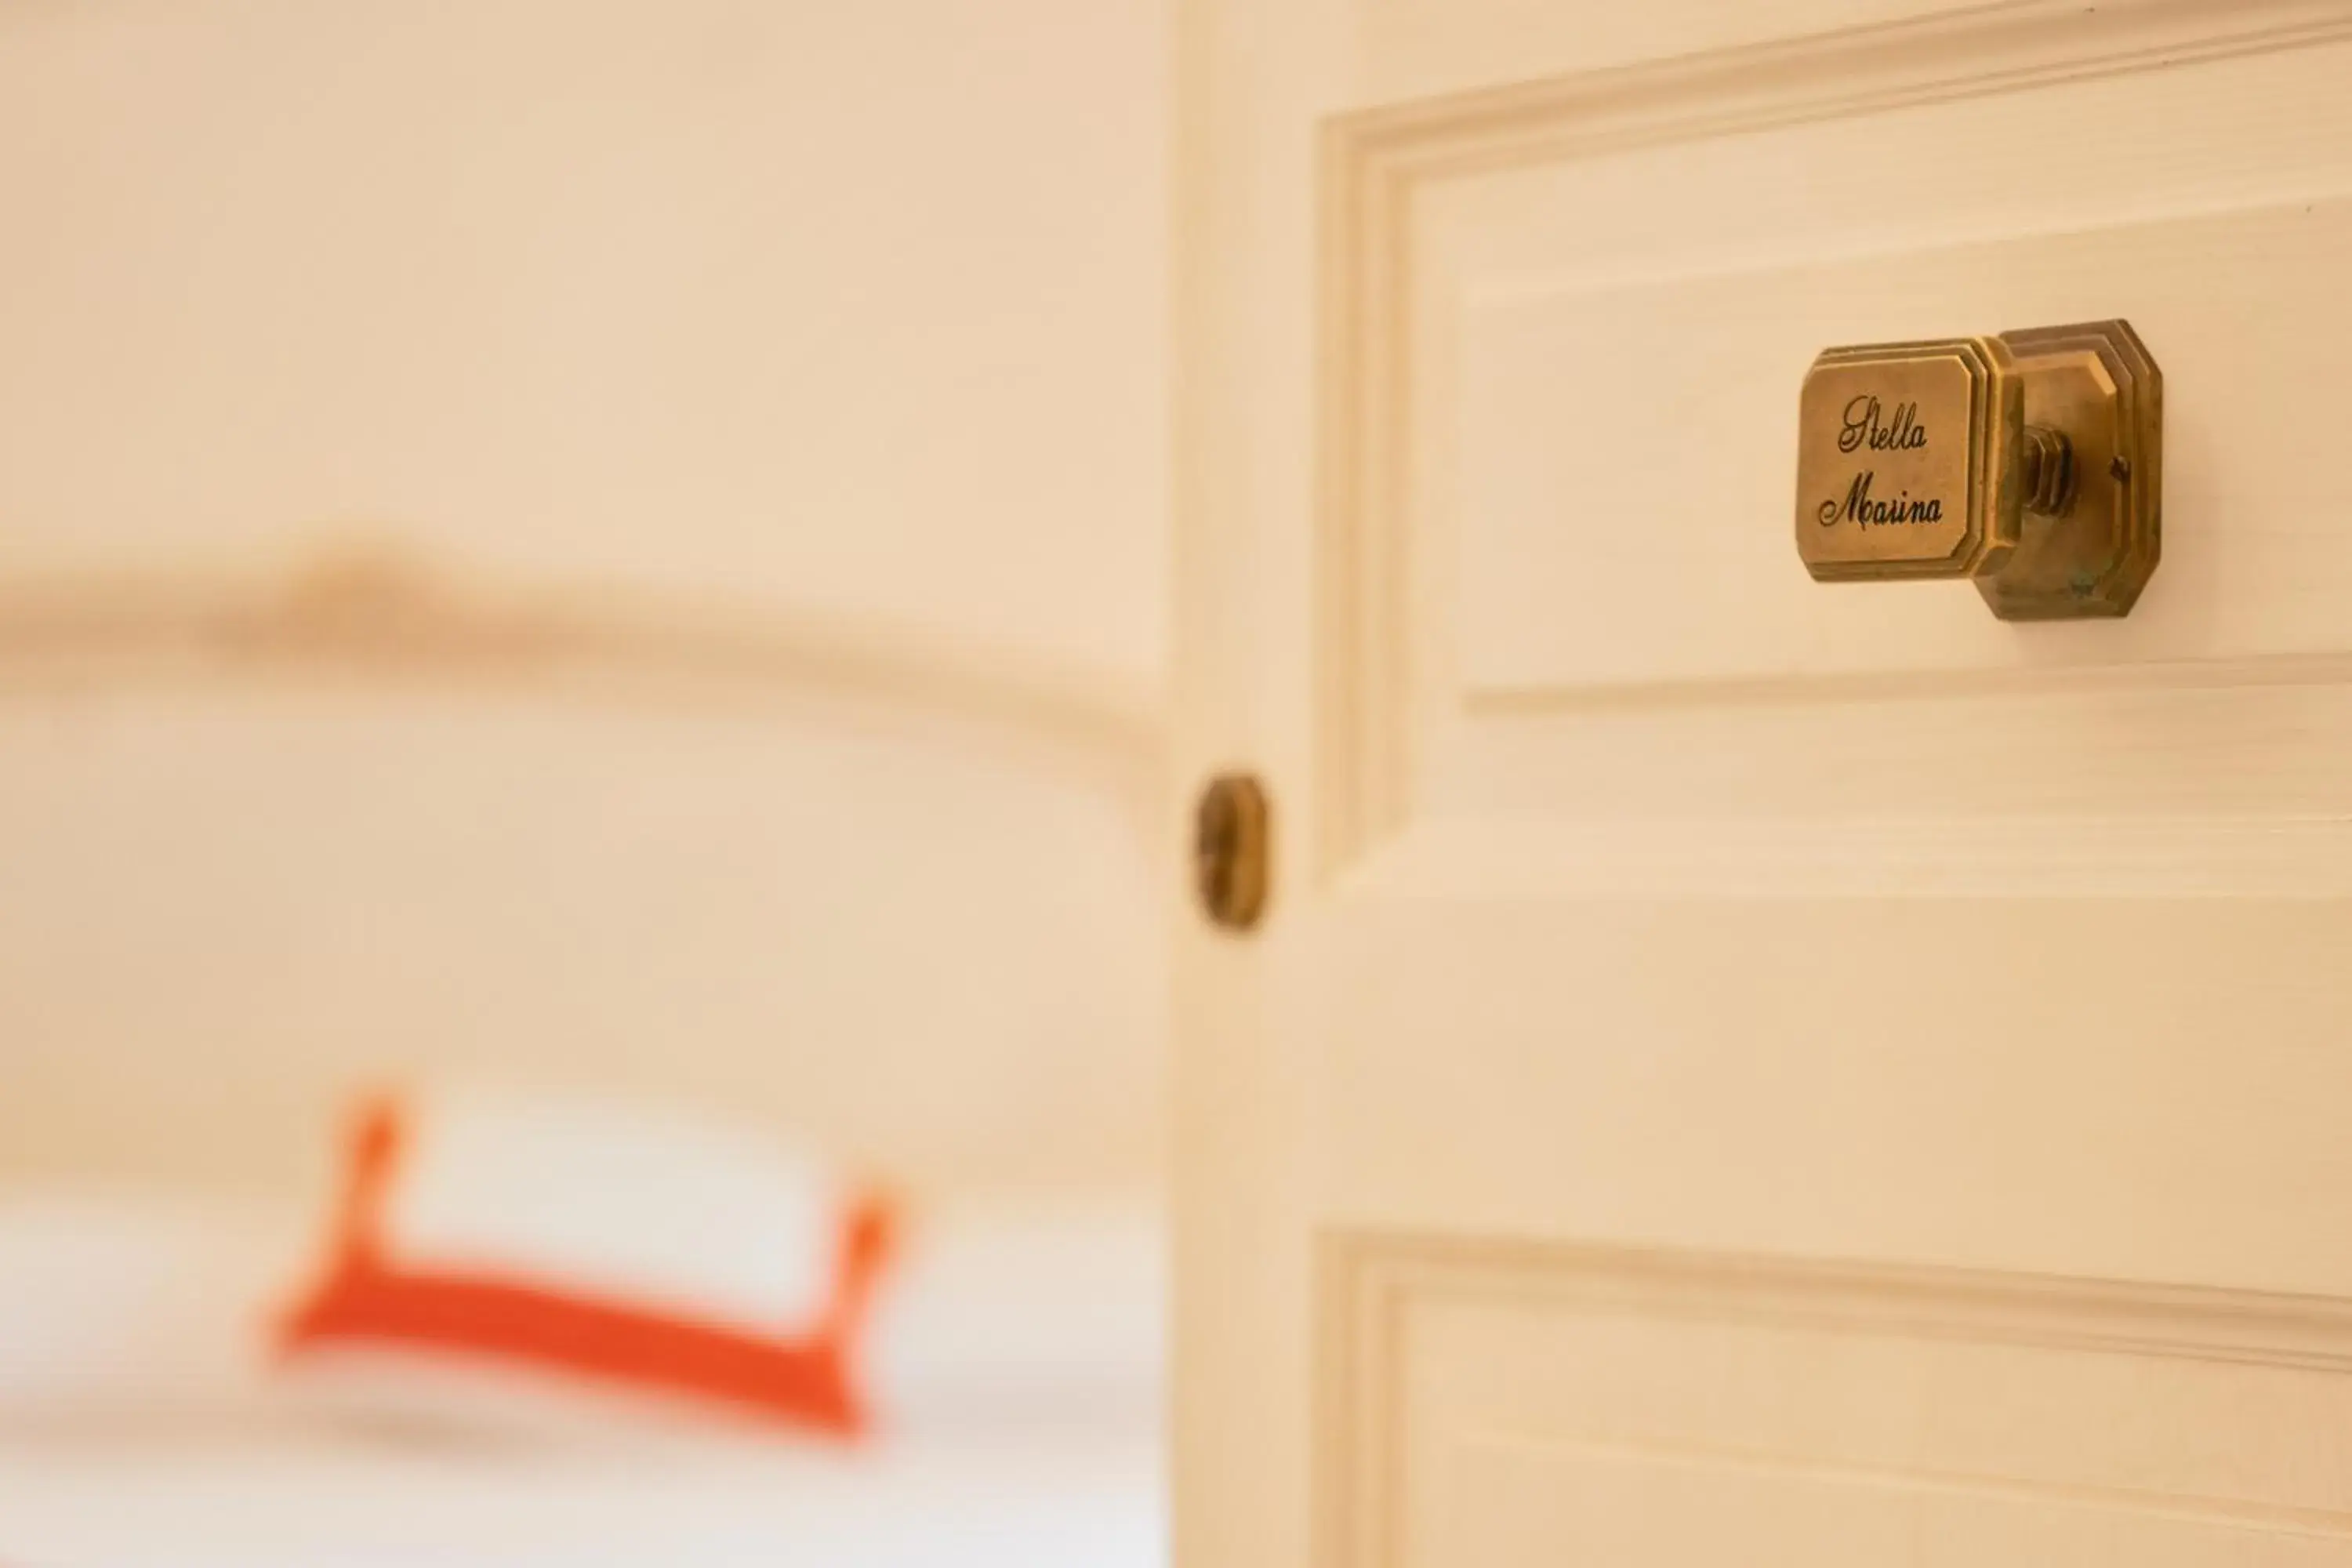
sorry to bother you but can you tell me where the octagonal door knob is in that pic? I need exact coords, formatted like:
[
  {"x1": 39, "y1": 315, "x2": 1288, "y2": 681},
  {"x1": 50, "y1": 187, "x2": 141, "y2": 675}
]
[{"x1": 1795, "y1": 319, "x2": 2161, "y2": 619}]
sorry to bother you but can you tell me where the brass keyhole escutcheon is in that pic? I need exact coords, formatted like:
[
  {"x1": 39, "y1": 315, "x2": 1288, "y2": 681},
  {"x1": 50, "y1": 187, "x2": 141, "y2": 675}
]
[
  {"x1": 1194, "y1": 772, "x2": 1271, "y2": 933},
  {"x1": 1795, "y1": 319, "x2": 2161, "y2": 619}
]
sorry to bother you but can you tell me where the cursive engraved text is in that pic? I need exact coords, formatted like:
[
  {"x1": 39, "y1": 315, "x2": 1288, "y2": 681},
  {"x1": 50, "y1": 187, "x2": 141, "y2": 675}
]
[
  {"x1": 1838, "y1": 395, "x2": 1929, "y2": 455},
  {"x1": 1817, "y1": 470, "x2": 1943, "y2": 528}
]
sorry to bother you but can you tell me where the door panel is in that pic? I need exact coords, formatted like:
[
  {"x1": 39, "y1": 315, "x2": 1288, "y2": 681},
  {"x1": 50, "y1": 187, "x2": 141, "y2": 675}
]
[
  {"x1": 1173, "y1": 3, "x2": 2352, "y2": 1567},
  {"x1": 1458, "y1": 199, "x2": 2352, "y2": 694},
  {"x1": 1334, "y1": 1242, "x2": 2352, "y2": 1567}
]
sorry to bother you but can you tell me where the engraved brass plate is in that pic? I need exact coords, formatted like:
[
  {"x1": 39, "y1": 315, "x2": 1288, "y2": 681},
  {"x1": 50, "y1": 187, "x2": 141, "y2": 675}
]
[
  {"x1": 1797, "y1": 339, "x2": 2017, "y2": 582},
  {"x1": 1794, "y1": 320, "x2": 2161, "y2": 619}
]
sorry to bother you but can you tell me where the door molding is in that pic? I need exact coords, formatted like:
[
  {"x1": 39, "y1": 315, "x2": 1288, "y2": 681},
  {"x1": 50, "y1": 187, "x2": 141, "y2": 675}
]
[{"x1": 1319, "y1": 1227, "x2": 2352, "y2": 1567}]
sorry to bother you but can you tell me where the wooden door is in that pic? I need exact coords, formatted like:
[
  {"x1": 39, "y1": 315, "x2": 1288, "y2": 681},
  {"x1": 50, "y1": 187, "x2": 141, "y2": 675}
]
[{"x1": 1171, "y1": 2, "x2": 2352, "y2": 1564}]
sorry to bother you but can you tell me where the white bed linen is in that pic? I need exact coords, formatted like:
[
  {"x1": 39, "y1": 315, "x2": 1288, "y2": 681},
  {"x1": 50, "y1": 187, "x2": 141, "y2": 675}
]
[
  {"x1": 0, "y1": 1185, "x2": 1166, "y2": 1566},
  {"x1": 0, "y1": 1416, "x2": 1163, "y2": 1567}
]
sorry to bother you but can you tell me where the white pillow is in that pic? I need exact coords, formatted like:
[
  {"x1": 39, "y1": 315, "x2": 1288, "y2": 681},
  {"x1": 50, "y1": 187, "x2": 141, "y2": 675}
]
[{"x1": 0, "y1": 1091, "x2": 1166, "y2": 1446}]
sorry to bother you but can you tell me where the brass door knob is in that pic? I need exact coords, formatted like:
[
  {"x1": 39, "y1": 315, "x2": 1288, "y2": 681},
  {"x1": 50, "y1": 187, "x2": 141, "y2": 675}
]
[
  {"x1": 1194, "y1": 772, "x2": 1270, "y2": 933},
  {"x1": 1795, "y1": 319, "x2": 2161, "y2": 619}
]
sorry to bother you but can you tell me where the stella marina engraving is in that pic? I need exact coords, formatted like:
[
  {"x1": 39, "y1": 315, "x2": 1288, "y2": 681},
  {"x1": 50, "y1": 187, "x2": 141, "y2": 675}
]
[{"x1": 1817, "y1": 393, "x2": 1945, "y2": 528}]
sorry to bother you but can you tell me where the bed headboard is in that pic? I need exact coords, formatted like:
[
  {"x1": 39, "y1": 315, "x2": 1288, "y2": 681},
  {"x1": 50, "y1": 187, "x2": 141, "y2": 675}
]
[
  {"x1": 0, "y1": 0, "x2": 1169, "y2": 1202},
  {"x1": 0, "y1": 548, "x2": 1168, "y2": 1200}
]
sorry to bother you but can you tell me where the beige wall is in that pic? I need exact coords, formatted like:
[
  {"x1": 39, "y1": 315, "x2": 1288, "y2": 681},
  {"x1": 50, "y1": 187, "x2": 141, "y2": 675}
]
[{"x1": 0, "y1": 0, "x2": 1167, "y2": 1196}]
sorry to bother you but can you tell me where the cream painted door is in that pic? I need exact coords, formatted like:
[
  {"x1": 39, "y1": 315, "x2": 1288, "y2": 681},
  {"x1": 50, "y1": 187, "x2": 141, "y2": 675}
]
[{"x1": 1171, "y1": 2, "x2": 2352, "y2": 1565}]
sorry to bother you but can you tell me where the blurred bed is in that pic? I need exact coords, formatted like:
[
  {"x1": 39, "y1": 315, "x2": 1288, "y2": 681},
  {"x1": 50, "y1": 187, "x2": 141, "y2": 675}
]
[
  {"x1": 0, "y1": 4, "x2": 1168, "y2": 1554},
  {"x1": 0, "y1": 552, "x2": 1168, "y2": 1566},
  {"x1": 0, "y1": 1183, "x2": 1165, "y2": 1567}
]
